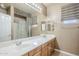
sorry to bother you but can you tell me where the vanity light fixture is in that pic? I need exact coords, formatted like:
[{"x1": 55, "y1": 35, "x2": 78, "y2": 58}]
[
  {"x1": 25, "y1": 3, "x2": 41, "y2": 12},
  {"x1": 0, "y1": 3, "x2": 6, "y2": 9}
]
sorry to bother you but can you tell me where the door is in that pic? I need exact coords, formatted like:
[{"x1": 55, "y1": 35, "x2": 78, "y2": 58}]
[{"x1": 14, "y1": 17, "x2": 28, "y2": 39}]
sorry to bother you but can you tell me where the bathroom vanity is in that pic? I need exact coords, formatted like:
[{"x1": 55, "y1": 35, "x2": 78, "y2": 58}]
[
  {"x1": 23, "y1": 38, "x2": 55, "y2": 56},
  {"x1": 0, "y1": 34, "x2": 56, "y2": 56}
]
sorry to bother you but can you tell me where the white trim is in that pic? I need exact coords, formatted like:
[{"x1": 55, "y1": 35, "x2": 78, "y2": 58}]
[{"x1": 54, "y1": 49, "x2": 77, "y2": 56}]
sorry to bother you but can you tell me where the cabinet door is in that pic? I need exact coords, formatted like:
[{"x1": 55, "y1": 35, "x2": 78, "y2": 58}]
[
  {"x1": 42, "y1": 42, "x2": 48, "y2": 56},
  {"x1": 51, "y1": 40, "x2": 55, "y2": 53},
  {"x1": 48, "y1": 42, "x2": 52, "y2": 56},
  {"x1": 48, "y1": 40, "x2": 55, "y2": 56},
  {"x1": 42, "y1": 46, "x2": 48, "y2": 56}
]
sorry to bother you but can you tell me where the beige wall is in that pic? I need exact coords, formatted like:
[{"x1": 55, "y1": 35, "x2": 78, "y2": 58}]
[
  {"x1": 47, "y1": 4, "x2": 79, "y2": 55},
  {"x1": 0, "y1": 7, "x2": 7, "y2": 14},
  {"x1": 0, "y1": 8, "x2": 7, "y2": 14},
  {"x1": 37, "y1": 3, "x2": 47, "y2": 16}
]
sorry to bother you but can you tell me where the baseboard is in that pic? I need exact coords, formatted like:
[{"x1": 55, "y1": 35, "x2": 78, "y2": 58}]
[{"x1": 54, "y1": 49, "x2": 77, "y2": 56}]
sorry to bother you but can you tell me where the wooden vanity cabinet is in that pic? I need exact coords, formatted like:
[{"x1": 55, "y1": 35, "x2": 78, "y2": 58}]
[
  {"x1": 41, "y1": 39, "x2": 55, "y2": 56},
  {"x1": 22, "y1": 38, "x2": 55, "y2": 56}
]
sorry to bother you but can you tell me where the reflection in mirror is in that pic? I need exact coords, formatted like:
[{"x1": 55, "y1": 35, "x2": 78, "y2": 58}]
[
  {"x1": 41, "y1": 21, "x2": 46, "y2": 31},
  {"x1": 0, "y1": 3, "x2": 43, "y2": 42},
  {"x1": 13, "y1": 8, "x2": 33, "y2": 40},
  {"x1": 52, "y1": 24, "x2": 54, "y2": 31},
  {"x1": 46, "y1": 23, "x2": 54, "y2": 31},
  {"x1": 14, "y1": 17, "x2": 33, "y2": 40},
  {"x1": 41, "y1": 21, "x2": 55, "y2": 32},
  {"x1": 47, "y1": 24, "x2": 51, "y2": 31},
  {"x1": 0, "y1": 13, "x2": 11, "y2": 42},
  {"x1": 14, "y1": 16, "x2": 28, "y2": 39}
]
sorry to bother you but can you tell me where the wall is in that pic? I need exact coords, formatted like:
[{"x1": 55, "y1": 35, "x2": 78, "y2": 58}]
[
  {"x1": 0, "y1": 7, "x2": 7, "y2": 14},
  {"x1": 41, "y1": 4, "x2": 47, "y2": 16},
  {"x1": 47, "y1": 4, "x2": 79, "y2": 55}
]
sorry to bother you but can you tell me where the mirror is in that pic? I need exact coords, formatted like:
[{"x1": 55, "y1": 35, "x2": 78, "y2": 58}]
[
  {"x1": 0, "y1": 3, "x2": 38, "y2": 42},
  {"x1": 0, "y1": 3, "x2": 46, "y2": 42}
]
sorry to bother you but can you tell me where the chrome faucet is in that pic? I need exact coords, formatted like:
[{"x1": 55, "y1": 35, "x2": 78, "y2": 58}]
[{"x1": 16, "y1": 40, "x2": 22, "y2": 46}]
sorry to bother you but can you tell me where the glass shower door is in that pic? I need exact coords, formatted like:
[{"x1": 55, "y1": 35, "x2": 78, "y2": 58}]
[{"x1": 14, "y1": 17, "x2": 28, "y2": 39}]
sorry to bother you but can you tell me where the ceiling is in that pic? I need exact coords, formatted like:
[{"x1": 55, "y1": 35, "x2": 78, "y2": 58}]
[
  {"x1": 43, "y1": 3, "x2": 69, "y2": 7},
  {"x1": 3, "y1": 3, "x2": 40, "y2": 15}
]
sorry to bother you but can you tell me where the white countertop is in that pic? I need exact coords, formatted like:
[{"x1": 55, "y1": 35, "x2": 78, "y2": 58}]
[{"x1": 0, "y1": 34, "x2": 56, "y2": 56}]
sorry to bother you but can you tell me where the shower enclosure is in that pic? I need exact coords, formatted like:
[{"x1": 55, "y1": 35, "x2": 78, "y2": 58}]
[{"x1": 14, "y1": 16, "x2": 32, "y2": 39}]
